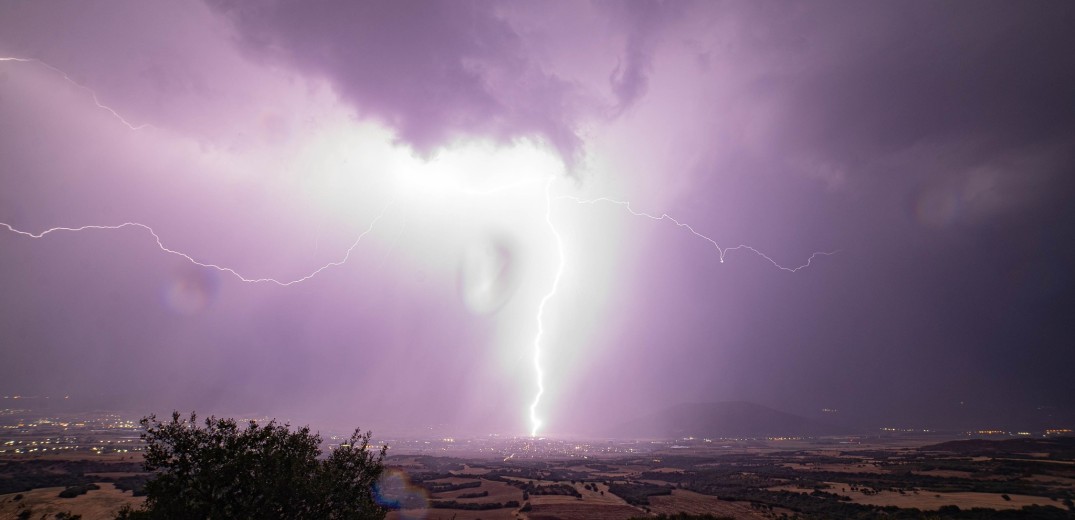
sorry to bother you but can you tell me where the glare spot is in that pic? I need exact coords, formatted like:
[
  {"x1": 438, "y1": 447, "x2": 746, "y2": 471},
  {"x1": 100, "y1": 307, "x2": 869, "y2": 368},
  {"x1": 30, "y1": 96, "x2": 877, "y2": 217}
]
[
  {"x1": 373, "y1": 469, "x2": 429, "y2": 517},
  {"x1": 459, "y1": 234, "x2": 519, "y2": 315},
  {"x1": 163, "y1": 267, "x2": 219, "y2": 315}
]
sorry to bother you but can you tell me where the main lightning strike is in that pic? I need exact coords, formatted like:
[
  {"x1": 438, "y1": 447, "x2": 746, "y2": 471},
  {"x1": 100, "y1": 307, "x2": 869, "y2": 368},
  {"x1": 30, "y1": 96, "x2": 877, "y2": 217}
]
[
  {"x1": 519, "y1": 193, "x2": 833, "y2": 435},
  {"x1": 0, "y1": 205, "x2": 391, "y2": 286},
  {"x1": 529, "y1": 178, "x2": 566, "y2": 437},
  {"x1": 559, "y1": 196, "x2": 837, "y2": 272},
  {"x1": 3, "y1": 54, "x2": 831, "y2": 438},
  {"x1": 1, "y1": 57, "x2": 149, "y2": 131}
]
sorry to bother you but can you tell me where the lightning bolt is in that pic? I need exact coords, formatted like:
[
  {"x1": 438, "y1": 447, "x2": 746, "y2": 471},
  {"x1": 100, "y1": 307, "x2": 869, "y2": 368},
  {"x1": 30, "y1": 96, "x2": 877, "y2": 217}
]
[
  {"x1": 1, "y1": 57, "x2": 397, "y2": 286},
  {"x1": 529, "y1": 177, "x2": 566, "y2": 437},
  {"x1": 1, "y1": 56, "x2": 148, "y2": 131},
  {"x1": 3, "y1": 55, "x2": 835, "y2": 439},
  {"x1": 0, "y1": 203, "x2": 392, "y2": 286},
  {"x1": 559, "y1": 195, "x2": 838, "y2": 272},
  {"x1": 525, "y1": 193, "x2": 834, "y2": 436}
]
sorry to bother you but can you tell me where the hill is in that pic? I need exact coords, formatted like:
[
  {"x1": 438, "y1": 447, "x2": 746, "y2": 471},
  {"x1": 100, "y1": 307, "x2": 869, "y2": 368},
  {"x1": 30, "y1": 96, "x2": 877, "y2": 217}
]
[{"x1": 920, "y1": 436, "x2": 1075, "y2": 460}]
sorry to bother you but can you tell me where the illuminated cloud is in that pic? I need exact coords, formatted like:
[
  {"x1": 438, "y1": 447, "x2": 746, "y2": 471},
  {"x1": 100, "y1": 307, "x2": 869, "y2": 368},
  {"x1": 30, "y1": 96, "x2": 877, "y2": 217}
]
[
  {"x1": 209, "y1": 0, "x2": 587, "y2": 163},
  {"x1": 1, "y1": 0, "x2": 1074, "y2": 435}
]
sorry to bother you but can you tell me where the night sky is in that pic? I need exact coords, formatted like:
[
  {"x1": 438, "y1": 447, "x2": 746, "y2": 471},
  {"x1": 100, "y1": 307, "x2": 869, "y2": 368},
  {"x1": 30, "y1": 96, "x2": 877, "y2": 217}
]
[{"x1": 2, "y1": 1, "x2": 1074, "y2": 436}]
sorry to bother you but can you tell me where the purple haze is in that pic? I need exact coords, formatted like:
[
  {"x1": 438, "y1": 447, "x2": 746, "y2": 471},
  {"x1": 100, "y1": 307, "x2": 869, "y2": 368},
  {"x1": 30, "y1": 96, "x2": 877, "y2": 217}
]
[{"x1": 1, "y1": 0, "x2": 1074, "y2": 436}]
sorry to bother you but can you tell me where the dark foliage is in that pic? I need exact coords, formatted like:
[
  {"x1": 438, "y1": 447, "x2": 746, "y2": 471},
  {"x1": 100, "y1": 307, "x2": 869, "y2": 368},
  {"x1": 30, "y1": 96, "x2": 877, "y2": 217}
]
[
  {"x1": 0, "y1": 461, "x2": 93, "y2": 495},
  {"x1": 455, "y1": 490, "x2": 489, "y2": 498},
  {"x1": 117, "y1": 411, "x2": 387, "y2": 520},
  {"x1": 429, "y1": 499, "x2": 520, "y2": 510},
  {"x1": 607, "y1": 481, "x2": 673, "y2": 506},
  {"x1": 111, "y1": 474, "x2": 150, "y2": 496},
  {"x1": 58, "y1": 483, "x2": 100, "y2": 498},
  {"x1": 921, "y1": 437, "x2": 1075, "y2": 460},
  {"x1": 11, "y1": 504, "x2": 81, "y2": 520},
  {"x1": 421, "y1": 480, "x2": 481, "y2": 493},
  {"x1": 630, "y1": 514, "x2": 735, "y2": 520},
  {"x1": 523, "y1": 482, "x2": 582, "y2": 498},
  {"x1": 0, "y1": 459, "x2": 144, "y2": 495}
]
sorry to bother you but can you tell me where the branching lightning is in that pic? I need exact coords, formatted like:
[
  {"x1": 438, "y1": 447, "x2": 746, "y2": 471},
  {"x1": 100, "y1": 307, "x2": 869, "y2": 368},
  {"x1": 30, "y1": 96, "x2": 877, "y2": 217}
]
[
  {"x1": 524, "y1": 193, "x2": 835, "y2": 436},
  {"x1": 1, "y1": 56, "x2": 396, "y2": 286},
  {"x1": 0, "y1": 205, "x2": 391, "y2": 286},
  {"x1": 1, "y1": 55, "x2": 837, "y2": 439},
  {"x1": 529, "y1": 178, "x2": 566, "y2": 437},
  {"x1": 1, "y1": 57, "x2": 149, "y2": 131},
  {"x1": 559, "y1": 195, "x2": 838, "y2": 272}
]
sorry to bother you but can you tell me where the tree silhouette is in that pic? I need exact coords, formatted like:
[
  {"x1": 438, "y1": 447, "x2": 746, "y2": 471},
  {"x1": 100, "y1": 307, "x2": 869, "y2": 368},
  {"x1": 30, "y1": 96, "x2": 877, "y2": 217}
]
[{"x1": 116, "y1": 412, "x2": 386, "y2": 519}]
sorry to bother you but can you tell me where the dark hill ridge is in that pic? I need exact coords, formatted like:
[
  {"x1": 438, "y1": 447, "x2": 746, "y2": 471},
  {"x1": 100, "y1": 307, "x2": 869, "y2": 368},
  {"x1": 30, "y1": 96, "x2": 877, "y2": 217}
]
[
  {"x1": 920, "y1": 437, "x2": 1075, "y2": 460},
  {"x1": 613, "y1": 401, "x2": 841, "y2": 439}
]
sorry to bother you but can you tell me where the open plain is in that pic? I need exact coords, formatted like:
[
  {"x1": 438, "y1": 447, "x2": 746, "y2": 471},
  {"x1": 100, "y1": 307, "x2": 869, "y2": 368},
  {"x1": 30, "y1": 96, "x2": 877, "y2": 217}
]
[{"x1": 5, "y1": 435, "x2": 1075, "y2": 519}]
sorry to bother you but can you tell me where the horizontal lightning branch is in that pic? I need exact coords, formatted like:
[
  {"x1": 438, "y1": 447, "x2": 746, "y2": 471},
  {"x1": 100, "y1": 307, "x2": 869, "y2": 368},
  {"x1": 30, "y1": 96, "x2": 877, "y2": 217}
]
[
  {"x1": 558, "y1": 195, "x2": 837, "y2": 272},
  {"x1": 0, "y1": 203, "x2": 392, "y2": 286},
  {"x1": 1, "y1": 56, "x2": 149, "y2": 131}
]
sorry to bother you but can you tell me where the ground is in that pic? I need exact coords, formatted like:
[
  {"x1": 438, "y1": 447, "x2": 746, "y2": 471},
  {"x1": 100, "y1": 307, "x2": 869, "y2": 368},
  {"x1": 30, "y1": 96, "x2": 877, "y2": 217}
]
[
  {"x1": 3, "y1": 436, "x2": 1075, "y2": 519},
  {"x1": 0, "y1": 483, "x2": 144, "y2": 520}
]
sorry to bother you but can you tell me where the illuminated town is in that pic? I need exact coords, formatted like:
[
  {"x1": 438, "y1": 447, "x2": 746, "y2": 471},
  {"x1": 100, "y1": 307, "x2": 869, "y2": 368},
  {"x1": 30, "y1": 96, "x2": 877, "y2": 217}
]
[{"x1": 3, "y1": 403, "x2": 1071, "y2": 461}]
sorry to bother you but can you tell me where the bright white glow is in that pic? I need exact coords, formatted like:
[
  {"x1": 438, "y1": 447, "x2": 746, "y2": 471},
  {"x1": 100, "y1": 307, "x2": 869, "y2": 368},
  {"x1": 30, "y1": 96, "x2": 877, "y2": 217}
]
[
  {"x1": 389, "y1": 142, "x2": 568, "y2": 437},
  {"x1": 393, "y1": 140, "x2": 558, "y2": 203},
  {"x1": 0, "y1": 51, "x2": 836, "y2": 438},
  {"x1": 2, "y1": 41, "x2": 588, "y2": 439},
  {"x1": 529, "y1": 177, "x2": 566, "y2": 437}
]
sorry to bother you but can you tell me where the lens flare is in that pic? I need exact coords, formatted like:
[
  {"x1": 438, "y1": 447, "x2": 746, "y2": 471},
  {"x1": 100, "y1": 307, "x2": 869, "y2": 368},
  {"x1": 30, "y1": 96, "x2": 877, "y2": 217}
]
[
  {"x1": 373, "y1": 469, "x2": 429, "y2": 518},
  {"x1": 459, "y1": 234, "x2": 519, "y2": 316},
  {"x1": 163, "y1": 266, "x2": 220, "y2": 315}
]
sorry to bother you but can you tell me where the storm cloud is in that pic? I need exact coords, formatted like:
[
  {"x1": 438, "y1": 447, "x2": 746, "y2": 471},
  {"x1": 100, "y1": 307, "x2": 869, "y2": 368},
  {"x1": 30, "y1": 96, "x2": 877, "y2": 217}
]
[{"x1": 2, "y1": 0, "x2": 1074, "y2": 435}]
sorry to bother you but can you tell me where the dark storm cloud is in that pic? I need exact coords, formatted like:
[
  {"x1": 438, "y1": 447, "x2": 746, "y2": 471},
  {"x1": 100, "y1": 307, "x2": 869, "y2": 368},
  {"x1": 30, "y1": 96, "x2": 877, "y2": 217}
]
[
  {"x1": 620, "y1": 0, "x2": 1075, "y2": 427},
  {"x1": 209, "y1": 0, "x2": 585, "y2": 163},
  {"x1": 733, "y1": 1, "x2": 1075, "y2": 188},
  {"x1": 521, "y1": 0, "x2": 1075, "y2": 432}
]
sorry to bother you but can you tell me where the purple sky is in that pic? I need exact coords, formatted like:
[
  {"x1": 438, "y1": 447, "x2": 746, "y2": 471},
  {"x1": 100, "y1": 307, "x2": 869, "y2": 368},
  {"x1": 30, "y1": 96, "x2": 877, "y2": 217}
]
[{"x1": 2, "y1": 0, "x2": 1074, "y2": 436}]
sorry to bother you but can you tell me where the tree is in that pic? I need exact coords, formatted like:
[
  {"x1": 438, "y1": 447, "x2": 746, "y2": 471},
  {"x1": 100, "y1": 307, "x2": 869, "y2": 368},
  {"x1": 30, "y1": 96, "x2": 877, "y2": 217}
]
[{"x1": 119, "y1": 412, "x2": 387, "y2": 519}]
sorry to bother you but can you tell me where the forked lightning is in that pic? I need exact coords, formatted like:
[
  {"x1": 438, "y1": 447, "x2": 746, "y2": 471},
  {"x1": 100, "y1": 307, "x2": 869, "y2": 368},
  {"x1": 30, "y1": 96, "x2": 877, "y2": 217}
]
[{"x1": 0, "y1": 57, "x2": 835, "y2": 438}]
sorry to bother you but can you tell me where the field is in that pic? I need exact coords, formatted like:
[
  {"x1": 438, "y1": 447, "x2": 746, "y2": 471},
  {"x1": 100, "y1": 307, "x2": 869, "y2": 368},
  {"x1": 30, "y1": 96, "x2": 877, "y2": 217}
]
[
  {"x1": 3, "y1": 437, "x2": 1075, "y2": 519},
  {"x1": 648, "y1": 490, "x2": 771, "y2": 519},
  {"x1": 0, "y1": 483, "x2": 143, "y2": 520},
  {"x1": 769, "y1": 481, "x2": 1059, "y2": 510}
]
